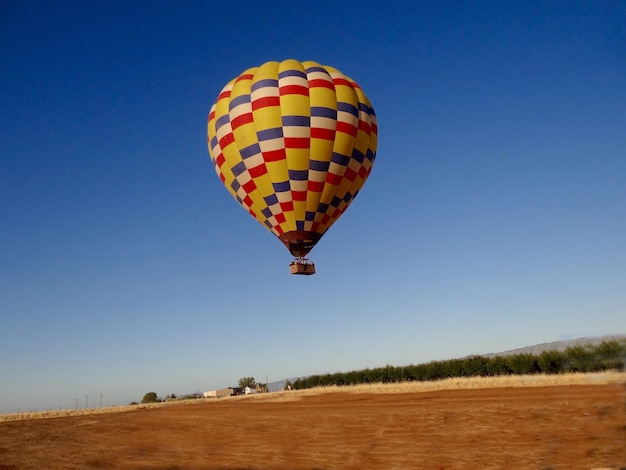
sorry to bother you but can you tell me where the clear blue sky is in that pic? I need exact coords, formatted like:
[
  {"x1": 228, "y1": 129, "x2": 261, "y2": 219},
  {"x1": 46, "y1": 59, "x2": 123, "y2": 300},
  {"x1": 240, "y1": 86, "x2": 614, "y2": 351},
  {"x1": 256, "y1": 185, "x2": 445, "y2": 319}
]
[{"x1": 1, "y1": 1, "x2": 624, "y2": 412}]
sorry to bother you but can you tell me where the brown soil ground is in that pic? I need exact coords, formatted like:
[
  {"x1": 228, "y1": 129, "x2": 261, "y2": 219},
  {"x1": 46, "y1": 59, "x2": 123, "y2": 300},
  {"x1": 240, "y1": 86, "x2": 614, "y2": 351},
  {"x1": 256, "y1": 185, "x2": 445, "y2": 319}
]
[{"x1": 1, "y1": 382, "x2": 625, "y2": 469}]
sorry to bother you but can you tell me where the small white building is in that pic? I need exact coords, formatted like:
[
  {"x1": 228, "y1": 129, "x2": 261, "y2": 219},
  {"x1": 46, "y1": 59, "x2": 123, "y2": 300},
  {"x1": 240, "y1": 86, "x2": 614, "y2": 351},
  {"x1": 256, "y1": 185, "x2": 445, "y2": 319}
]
[
  {"x1": 244, "y1": 386, "x2": 257, "y2": 395},
  {"x1": 203, "y1": 388, "x2": 237, "y2": 398}
]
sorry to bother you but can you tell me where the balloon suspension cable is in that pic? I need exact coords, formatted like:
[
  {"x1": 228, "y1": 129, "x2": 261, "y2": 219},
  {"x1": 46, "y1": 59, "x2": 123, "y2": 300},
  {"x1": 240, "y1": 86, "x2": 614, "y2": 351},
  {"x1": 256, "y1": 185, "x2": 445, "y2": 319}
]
[{"x1": 289, "y1": 257, "x2": 316, "y2": 275}]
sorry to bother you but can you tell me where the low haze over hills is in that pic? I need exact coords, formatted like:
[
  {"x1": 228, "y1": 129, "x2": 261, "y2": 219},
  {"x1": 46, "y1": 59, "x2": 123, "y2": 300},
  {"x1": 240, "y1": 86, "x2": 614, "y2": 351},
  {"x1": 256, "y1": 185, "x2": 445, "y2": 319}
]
[{"x1": 482, "y1": 335, "x2": 626, "y2": 358}]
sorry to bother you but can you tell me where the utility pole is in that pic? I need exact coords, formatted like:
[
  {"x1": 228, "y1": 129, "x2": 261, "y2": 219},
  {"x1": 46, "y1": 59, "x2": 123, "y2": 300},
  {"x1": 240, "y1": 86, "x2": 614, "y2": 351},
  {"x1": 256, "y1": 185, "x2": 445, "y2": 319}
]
[
  {"x1": 85, "y1": 395, "x2": 88, "y2": 409},
  {"x1": 99, "y1": 394, "x2": 103, "y2": 408},
  {"x1": 75, "y1": 398, "x2": 78, "y2": 410}
]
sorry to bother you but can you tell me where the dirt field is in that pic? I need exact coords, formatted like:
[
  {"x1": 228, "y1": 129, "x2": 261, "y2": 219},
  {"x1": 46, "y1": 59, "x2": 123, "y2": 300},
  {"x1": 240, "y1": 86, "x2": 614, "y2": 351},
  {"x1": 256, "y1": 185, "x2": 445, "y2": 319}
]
[{"x1": 1, "y1": 375, "x2": 625, "y2": 469}]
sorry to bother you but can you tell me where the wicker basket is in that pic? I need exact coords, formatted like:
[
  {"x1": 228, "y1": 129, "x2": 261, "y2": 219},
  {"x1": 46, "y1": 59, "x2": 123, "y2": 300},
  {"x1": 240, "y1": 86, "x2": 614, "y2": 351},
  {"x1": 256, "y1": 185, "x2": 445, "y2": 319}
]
[{"x1": 290, "y1": 262, "x2": 316, "y2": 275}]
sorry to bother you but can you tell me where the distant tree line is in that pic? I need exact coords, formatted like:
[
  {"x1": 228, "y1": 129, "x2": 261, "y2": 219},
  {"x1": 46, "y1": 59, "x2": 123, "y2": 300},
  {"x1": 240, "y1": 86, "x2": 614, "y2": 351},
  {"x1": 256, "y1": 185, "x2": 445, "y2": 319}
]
[{"x1": 292, "y1": 340, "x2": 626, "y2": 390}]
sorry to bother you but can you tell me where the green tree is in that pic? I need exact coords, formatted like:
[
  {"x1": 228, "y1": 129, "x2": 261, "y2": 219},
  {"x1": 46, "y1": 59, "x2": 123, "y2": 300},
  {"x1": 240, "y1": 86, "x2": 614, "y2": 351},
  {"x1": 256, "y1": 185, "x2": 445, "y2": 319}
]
[
  {"x1": 565, "y1": 345, "x2": 600, "y2": 372},
  {"x1": 506, "y1": 354, "x2": 539, "y2": 374},
  {"x1": 462, "y1": 355, "x2": 489, "y2": 377},
  {"x1": 142, "y1": 392, "x2": 159, "y2": 403},
  {"x1": 537, "y1": 350, "x2": 564, "y2": 374},
  {"x1": 485, "y1": 356, "x2": 510, "y2": 376},
  {"x1": 594, "y1": 340, "x2": 626, "y2": 370},
  {"x1": 238, "y1": 377, "x2": 256, "y2": 388}
]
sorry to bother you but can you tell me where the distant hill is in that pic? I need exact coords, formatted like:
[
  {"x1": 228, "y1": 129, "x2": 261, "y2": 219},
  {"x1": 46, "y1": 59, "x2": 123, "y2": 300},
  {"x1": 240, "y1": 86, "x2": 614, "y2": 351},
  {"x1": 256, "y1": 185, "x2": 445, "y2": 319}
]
[{"x1": 482, "y1": 334, "x2": 626, "y2": 358}]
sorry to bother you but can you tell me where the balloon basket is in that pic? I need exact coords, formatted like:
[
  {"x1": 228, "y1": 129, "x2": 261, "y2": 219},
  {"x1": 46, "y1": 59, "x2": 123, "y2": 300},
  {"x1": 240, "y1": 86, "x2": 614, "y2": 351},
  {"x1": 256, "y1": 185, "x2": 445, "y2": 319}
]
[{"x1": 290, "y1": 258, "x2": 315, "y2": 275}]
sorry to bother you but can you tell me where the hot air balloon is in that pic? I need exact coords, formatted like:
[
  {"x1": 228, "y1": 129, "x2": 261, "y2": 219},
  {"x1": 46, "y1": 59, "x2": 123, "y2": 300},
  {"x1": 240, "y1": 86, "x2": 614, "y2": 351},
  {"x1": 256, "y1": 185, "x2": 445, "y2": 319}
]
[{"x1": 207, "y1": 59, "x2": 377, "y2": 275}]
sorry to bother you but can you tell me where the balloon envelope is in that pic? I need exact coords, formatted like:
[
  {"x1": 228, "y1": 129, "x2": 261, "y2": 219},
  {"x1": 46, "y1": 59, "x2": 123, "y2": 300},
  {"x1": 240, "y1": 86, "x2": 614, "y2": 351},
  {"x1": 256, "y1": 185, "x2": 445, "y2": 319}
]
[{"x1": 207, "y1": 59, "x2": 377, "y2": 257}]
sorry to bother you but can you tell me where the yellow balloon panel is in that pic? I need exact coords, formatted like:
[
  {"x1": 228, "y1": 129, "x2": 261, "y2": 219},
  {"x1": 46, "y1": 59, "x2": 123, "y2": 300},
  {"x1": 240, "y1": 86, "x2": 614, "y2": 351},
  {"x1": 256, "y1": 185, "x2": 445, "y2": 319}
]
[{"x1": 207, "y1": 59, "x2": 377, "y2": 257}]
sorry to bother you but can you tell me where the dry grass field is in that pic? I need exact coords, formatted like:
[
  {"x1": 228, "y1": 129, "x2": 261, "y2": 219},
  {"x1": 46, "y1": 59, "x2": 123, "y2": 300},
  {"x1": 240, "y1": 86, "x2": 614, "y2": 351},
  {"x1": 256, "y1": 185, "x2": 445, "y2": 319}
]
[{"x1": 1, "y1": 372, "x2": 625, "y2": 469}]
